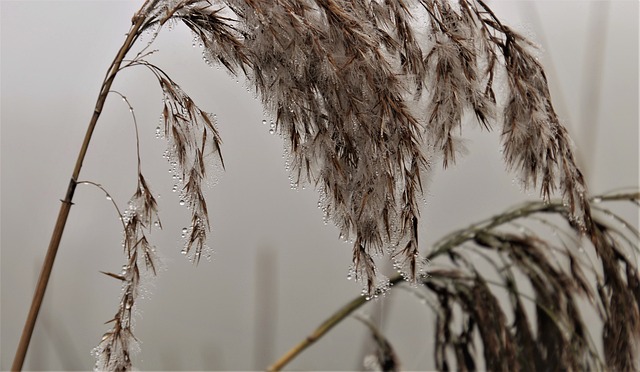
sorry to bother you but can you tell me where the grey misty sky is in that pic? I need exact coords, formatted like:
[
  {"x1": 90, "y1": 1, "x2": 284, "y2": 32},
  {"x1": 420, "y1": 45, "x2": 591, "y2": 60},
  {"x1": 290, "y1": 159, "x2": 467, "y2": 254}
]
[{"x1": 1, "y1": 1, "x2": 638, "y2": 371}]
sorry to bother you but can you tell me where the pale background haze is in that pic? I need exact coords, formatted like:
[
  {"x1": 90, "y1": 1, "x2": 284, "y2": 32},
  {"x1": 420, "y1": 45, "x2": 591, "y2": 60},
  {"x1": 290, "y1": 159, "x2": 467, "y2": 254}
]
[{"x1": 1, "y1": 1, "x2": 638, "y2": 370}]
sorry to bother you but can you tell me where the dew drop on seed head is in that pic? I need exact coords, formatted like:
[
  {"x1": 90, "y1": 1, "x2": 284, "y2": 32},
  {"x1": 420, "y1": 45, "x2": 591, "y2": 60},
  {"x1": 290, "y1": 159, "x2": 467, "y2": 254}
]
[
  {"x1": 262, "y1": 119, "x2": 267, "y2": 125},
  {"x1": 106, "y1": 195, "x2": 112, "y2": 201},
  {"x1": 269, "y1": 128, "x2": 276, "y2": 134},
  {"x1": 179, "y1": 199, "x2": 185, "y2": 206}
]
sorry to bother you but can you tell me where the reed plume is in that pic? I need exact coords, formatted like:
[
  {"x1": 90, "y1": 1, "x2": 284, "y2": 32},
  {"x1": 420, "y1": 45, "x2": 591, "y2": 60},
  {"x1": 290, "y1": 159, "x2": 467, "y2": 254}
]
[{"x1": 12, "y1": 1, "x2": 636, "y2": 371}]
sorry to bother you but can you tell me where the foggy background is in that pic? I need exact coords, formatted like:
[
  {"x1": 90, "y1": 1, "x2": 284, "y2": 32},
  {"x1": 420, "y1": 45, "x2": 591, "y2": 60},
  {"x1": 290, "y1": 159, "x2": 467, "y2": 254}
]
[{"x1": 1, "y1": 1, "x2": 638, "y2": 370}]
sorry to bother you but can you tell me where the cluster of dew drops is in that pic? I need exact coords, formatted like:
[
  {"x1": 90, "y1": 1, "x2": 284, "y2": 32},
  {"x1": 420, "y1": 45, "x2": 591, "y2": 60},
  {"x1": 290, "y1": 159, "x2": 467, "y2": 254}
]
[
  {"x1": 345, "y1": 263, "x2": 394, "y2": 301},
  {"x1": 190, "y1": 32, "x2": 260, "y2": 98},
  {"x1": 155, "y1": 117, "x2": 215, "y2": 262},
  {"x1": 262, "y1": 118, "x2": 277, "y2": 135}
]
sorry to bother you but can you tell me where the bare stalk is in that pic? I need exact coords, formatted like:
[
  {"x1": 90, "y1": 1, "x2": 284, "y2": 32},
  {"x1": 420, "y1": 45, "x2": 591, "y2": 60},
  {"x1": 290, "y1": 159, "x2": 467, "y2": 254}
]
[
  {"x1": 267, "y1": 276, "x2": 404, "y2": 372},
  {"x1": 10, "y1": 3, "x2": 155, "y2": 370}
]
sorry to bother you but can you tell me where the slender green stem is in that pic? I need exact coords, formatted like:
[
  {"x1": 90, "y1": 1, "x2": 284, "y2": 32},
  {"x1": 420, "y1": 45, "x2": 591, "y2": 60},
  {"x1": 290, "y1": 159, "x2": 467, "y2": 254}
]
[
  {"x1": 267, "y1": 297, "x2": 366, "y2": 371},
  {"x1": 267, "y1": 276, "x2": 404, "y2": 371},
  {"x1": 10, "y1": 3, "x2": 155, "y2": 370}
]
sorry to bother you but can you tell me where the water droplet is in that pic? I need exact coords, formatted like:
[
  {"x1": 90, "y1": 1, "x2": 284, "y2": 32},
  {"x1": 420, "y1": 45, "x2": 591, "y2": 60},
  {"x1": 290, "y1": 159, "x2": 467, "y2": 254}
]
[
  {"x1": 347, "y1": 273, "x2": 352, "y2": 280},
  {"x1": 269, "y1": 128, "x2": 276, "y2": 135},
  {"x1": 106, "y1": 195, "x2": 112, "y2": 201},
  {"x1": 154, "y1": 221, "x2": 160, "y2": 227},
  {"x1": 179, "y1": 200, "x2": 185, "y2": 206},
  {"x1": 182, "y1": 227, "x2": 188, "y2": 234},
  {"x1": 181, "y1": 248, "x2": 187, "y2": 255},
  {"x1": 262, "y1": 119, "x2": 267, "y2": 125}
]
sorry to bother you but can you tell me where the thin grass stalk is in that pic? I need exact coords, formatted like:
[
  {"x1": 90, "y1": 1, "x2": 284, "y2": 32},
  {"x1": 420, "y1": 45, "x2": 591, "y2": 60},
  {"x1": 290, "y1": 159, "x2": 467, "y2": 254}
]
[
  {"x1": 10, "y1": 2, "x2": 158, "y2": 370},
  {"x1": 267, "y1": 276, "x2": 405, "y2": 372}
]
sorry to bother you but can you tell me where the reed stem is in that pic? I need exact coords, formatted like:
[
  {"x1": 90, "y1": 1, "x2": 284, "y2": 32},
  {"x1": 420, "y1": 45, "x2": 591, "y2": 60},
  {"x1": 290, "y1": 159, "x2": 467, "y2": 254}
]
[{"x1": 10, "y1": 5, "x2": 152, "y2": 370}]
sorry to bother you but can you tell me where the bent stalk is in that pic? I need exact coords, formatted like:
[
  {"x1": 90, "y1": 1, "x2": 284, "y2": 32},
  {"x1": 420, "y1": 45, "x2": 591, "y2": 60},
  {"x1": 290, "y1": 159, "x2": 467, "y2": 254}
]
[
  {"x1": 268, "y1": 192, "x2": 639, "y2": 371},
  {"x1": 11, "y1": 3, "x2": 154, "y2": 370}
]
